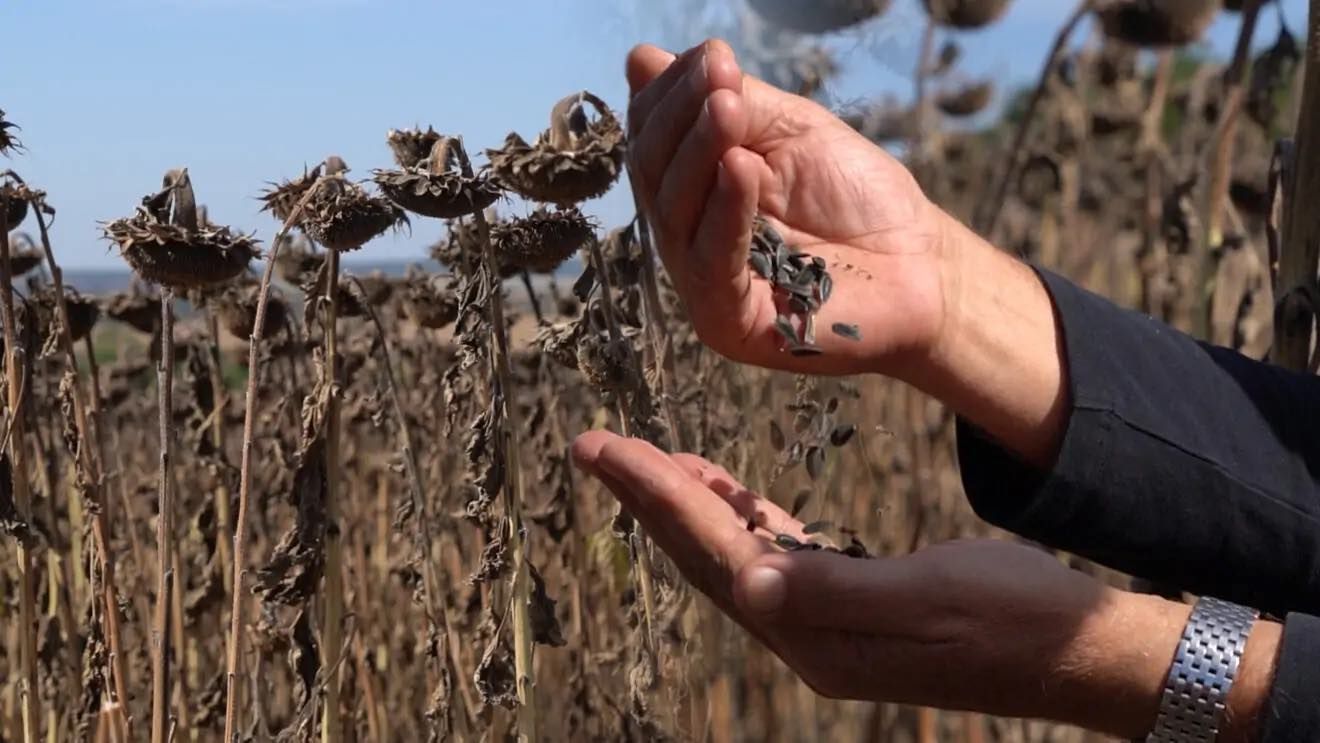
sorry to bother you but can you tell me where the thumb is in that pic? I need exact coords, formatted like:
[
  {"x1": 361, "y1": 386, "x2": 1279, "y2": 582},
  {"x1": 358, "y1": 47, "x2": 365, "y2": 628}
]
[{"x1": 735, "y1": 563, "x2": 789, "y2": 617}]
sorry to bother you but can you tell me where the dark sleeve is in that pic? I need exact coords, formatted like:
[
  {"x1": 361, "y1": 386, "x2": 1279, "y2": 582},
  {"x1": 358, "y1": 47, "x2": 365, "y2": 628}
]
[
  {"x1": 956, "y1": 268, "x2": 1320, "y2": 617},
  {"x1": 955, "y1": 270, "x2": 1320, "y2": 738},
  {"x1": 1259, "y1": 614, "x2": 1320, "y2": 742}
]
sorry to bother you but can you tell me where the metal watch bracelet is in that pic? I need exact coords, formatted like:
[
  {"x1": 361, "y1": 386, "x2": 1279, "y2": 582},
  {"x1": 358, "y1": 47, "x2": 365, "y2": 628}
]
[{"x1": 1145, "y1": 596, "x2": 1259, "y2": 743}]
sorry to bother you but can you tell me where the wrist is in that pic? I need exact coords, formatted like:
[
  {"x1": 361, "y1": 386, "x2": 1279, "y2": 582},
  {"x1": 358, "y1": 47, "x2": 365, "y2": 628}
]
[
  {"x1": 1052, "y1": 591, "x2": 1280, "y2": 742},
  {"x1": 896, "y1": 211, "x2": 1070, "y2": 467}
]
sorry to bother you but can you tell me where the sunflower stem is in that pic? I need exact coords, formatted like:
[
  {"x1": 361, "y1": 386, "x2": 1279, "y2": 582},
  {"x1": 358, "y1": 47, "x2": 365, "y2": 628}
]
[
  {"x1": 31, "y1": 196, "x2": 131, "y2": 737},
  {"x1": 150, "y1": 287, "x2": 176, "y2": 743},
  {"x1": 320, "y1": 246, "x2": 346, "y2": 743},
  {"x1": 1, "y1": 191, "x2": 39, "y2": 743},
  {"x1": 223, "y1": 180, "x2": 327, "y2": 743},
  {"x1": 455, "y1": 139, "x2": 537, "y2": 743}
]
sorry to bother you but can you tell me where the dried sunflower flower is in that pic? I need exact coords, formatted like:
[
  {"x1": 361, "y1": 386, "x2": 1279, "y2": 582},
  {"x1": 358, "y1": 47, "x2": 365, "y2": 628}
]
[
  {"x1": 102, "y1": 289, "x2": 162, "y2": 334},
  {"x1": 401, "y1": 275, "x2": 459, "y2": 330},
  {"x1": 487, "y1": 91, "x2": 624, "y2": 207},
  {"x1": 491, "y1": 207, "x2": 594, "y2": 274},
  {"x1": 217, "y1": 281, "x2": 289, "y2": 341},
  {"x1": 1, "y1": 178, "x2": 30, "y2": 232},
  {"x1": 936, "y1": 80, "x2": 995, "y2": 117},
  {"x1": 374, "y1": 135, "x2": 501, "y2": 220},
  {"x1": 102, "y1": 169, "x2": 259, "y2": 289},
  {"x1": 300, "y1": 175, "x2": 408, "y2": 253},
  {"x1": 35, "y1": 287, "x2": 100, "y2": 342},
  {"x1": 922, "y1": 0, "x2": 1013, "y2": 28},
  {"x1": 747, "y1": 0, "x2": 891, "y2": 33},
  {"x1": 0, "y1": 109, "x2": 22, "y2": 156},
  {"x1": 1096, "y1": 0, "x2": 1220, "y2": 48},
  {"x1": 386, "y1": 126, "x2": 443, "y2": 170}
]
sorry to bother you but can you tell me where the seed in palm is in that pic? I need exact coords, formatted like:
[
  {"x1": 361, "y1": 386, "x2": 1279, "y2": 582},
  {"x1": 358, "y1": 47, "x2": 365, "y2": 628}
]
[{"x1": 831, "y1": 323, "x2": 862, "y2": 342}]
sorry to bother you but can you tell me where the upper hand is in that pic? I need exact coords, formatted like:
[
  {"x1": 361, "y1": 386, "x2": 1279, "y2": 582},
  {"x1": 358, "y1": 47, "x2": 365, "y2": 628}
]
[{"x1": 626, "y1": 40, "x2": 952, "y2": 376}]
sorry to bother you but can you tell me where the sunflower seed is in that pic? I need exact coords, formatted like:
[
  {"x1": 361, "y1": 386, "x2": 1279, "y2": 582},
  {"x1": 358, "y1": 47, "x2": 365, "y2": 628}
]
[
  {"x1": 774, "y1": 533, "x2": 802, "y2": 550},
  {"x1": 802, "y1": 520, "x2": 831, "y2": 535},
  {"x1": 749, "y1": 251, "x2": 772, "y2": 279},
  {"x1": 789, "y1": 489, "x2": 811, "y2": 517},
  {"x1": 829, "y1": 424, "x2": 856, "y2": 447},
  {"x1": 790, "y1": 344, "x2": 822, "y2": 358},
  {"x1": 831, "y1": 322, "x2": 861, "y2": 342},
  {"x1": 769, "y1": 420, "x2": 786, "y2": 451},
  {"x1": 774, "y1": 315, "x2": 797, "y2": 345},
  {"x1": 805, "y1": 446, "x2": 824, "y2": 480}
]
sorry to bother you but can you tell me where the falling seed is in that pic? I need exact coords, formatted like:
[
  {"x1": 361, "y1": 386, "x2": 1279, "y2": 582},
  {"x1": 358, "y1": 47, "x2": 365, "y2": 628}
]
[
  {"x1": 774, "y1": 315, "x2": 797, "y2": 345},
  {"x1": 789, "y1": 489, "x2": 811, "y2": 517},
  {"x1": 802, "y1": 520, "x2": 831, "y2": 535},
  {"x1": 825, "y1": 398, "x2": 839, "y2": 415},
  {"x1": 831, "y1": 323, "x2": 862, "y2": 342},
  {"x1": 829, "y1": 424, "x2": 857, "y2": 447},
  {"x1": 768, "y1": 420, "x2": 786, "y2": 451},
  {"x1": 746, "y1": 516, "x2": 757, "y2": 532},
  {"x1": 572, "y1": 264, "x2": 596, "y2": 302},
  {"x1": 805, "y1": 446, "x2": 825, "y2": 480}
]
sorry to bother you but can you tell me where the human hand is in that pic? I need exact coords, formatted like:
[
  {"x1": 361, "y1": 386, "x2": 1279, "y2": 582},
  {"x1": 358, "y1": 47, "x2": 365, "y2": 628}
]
[
  {"x1": 626, "y1": 40, "x2": 952, "y2": 376},
  {"x1": 571, "y1": 429, "x2": 1281, "y2": 739}
]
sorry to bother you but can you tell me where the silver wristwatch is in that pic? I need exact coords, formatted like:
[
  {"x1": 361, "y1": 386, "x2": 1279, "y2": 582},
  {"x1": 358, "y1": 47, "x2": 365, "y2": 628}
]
[{"x1": 1145, "y1": 596, "x2": 1259, "y2": 742}]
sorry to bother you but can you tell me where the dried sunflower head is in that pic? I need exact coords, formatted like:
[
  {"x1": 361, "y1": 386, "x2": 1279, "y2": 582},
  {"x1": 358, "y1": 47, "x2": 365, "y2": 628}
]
[
  {"x1": 922, "y1": 0, "x2": 1012, "y2": 28},
  {"x1": 274, "y1": 234, "x2": 324, "y2": 286},
  {"x1": 1097, "y1": 0, "x2": 1220, "y2": 48},
  {"x1": 401, "y1": 274, "x2": 459, "y2": 330},
  {"x1": 216, "y1": 281, "x2": 289, "y2": 341},
  {"x1": 0, "y1": 109, "x2": 21, "y2": 156},
  {"x1": 35, "y1": 286, "x2": 100, "y2": 342},
  {"x1": 102, "y1": 169, "x2": 259, "y2": 289},
  {"x1": 1017, "y1": 153, "x2": 1062, "y2": 209},
  {"x1": 299, "y1": 174, "x2": 408, "y2": 253},
  {"x1": 492, "y1": 207, "x2": 594, "y2": 274},
  {"x1": 430, "y1": 211, "x2": 517, "y2": 278},
  {"x1": 936, "y1": 80, "x2": 995, "y2": 117},
  {"x1": 747, "y1": 0, "x2": 891, "y2": 33},
  {"x1": 487, "y1": 91, "x2": 625, "y2": 207},
  {"x1": 1, "y1": 178, "x2": 30, "y2": 232},
  {"x1": 5, "y1": 233, "x2": 43, "y2": 277},
  {"x1": 102, "y1": 289, "x2": 162, "y2": 334},
  {"x1": 374, "y1": 136, "x2": 502, "y2": 220},
  {"x1": 386, "y1": 126, "x2": 443, "y2": 169},
  {"x1": 260, "y1": 163, "x2": 326, "y2": 225}
]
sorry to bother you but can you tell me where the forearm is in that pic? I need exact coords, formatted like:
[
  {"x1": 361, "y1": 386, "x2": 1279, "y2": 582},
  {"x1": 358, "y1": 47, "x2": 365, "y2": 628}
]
[{"x1": 896, "y1": 210, "x2": 1068, "y2": 468}]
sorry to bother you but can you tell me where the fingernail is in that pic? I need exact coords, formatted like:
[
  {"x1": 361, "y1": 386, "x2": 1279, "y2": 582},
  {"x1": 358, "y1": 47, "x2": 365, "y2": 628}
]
[{"x1": 742, "y1": 565, "x2": 786, "y2": 615}]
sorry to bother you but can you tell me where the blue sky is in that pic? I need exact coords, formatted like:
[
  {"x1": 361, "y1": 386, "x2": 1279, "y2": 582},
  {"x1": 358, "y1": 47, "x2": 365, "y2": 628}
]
[{"x1": 1, "y1": 0, "x2": 1305, "y2": 268}]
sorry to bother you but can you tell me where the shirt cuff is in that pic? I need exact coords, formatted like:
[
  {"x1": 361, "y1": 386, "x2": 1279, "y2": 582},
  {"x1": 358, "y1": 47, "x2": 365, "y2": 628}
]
[
  {"x1": 1259, "y1": 613, "x2": 1320, "y2": 741},
  {"x1": 955, "y1": 266, "x2": 1117, "y2": 538}
]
